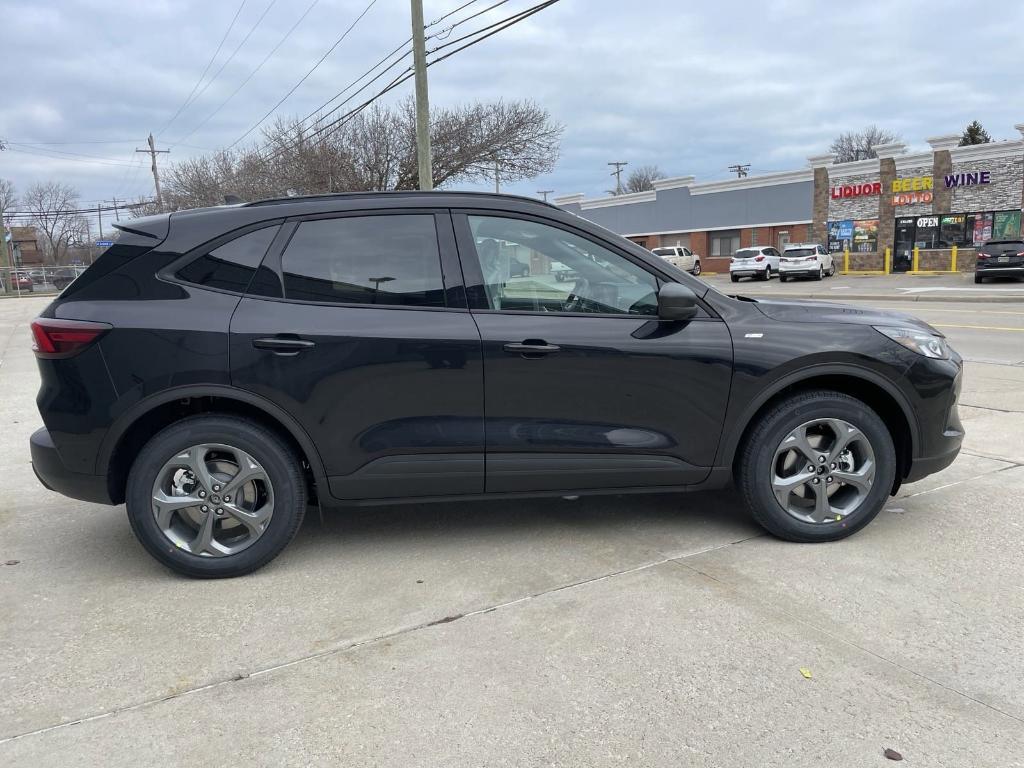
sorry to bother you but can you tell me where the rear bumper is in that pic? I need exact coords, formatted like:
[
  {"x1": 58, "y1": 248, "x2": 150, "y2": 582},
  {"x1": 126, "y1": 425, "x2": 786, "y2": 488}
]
[
  {"x1": 30, "y1": 427, "x2": 114, "y2": 505},
  {"x1": 976, "y1": 264, "x2": 1024, "y2": 276},
  {"x1": 778, "y1": 268, "x2": 819, "y2": 277}
]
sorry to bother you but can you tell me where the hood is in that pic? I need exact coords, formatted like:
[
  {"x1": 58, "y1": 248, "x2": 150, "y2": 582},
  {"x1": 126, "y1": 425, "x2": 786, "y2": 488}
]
[{"x1": 752, "y1": 298, "x2": 943, "y2": 336}]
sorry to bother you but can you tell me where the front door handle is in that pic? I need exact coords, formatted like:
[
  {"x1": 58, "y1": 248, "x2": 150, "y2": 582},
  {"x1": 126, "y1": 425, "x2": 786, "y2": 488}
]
[
  {"x1": 253, "y1": 336, "x2": 316, "y2": 355},
  {"x1": 503, "y1": 340, "x2": 561, "y2": 358}
]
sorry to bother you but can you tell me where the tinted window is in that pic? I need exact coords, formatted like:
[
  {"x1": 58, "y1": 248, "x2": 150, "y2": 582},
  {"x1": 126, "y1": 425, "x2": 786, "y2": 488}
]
[
  {"x1": 466, "y1": 215, "x2": 658, "y2": 316},
  {"x1": 178, "y1": 226, "x2": 279, "y2": 293},
  {"x1": 785, "y1": 248, "x2": 816, "y2": 257},
  {"x1": 281, "y1": 215, "x2": 445, "y2": 307}
]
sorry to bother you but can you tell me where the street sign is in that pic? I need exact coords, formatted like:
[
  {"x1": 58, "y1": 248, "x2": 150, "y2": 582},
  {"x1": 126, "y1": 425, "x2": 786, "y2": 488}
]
[{"x1": 95, "y1": 240, "x2": 114, "y2": 247}]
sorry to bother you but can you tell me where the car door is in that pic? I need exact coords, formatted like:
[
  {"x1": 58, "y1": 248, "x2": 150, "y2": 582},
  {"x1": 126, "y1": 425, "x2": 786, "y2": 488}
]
[
  {"x1": 818, "y1": 245, "x2": 833, "y2": 272},
  {"x1": 453, "y1": 211, "x2": 733, "y2": 494},
  {"x1": 230, "y1": 210, "x2": 485, "y2": 502},
  {"x1": 680, "y1": 247, "x2": 693, "y2": 272}
]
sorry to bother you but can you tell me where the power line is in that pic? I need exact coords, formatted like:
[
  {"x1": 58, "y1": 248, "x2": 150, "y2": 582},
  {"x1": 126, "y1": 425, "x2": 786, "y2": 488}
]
[
  {"x1": 4, "y1": 145, "x2": 138, "y2": 167},
  {"x1": 171, "y1": 0, "x2": 322, "y2": 149},
  {"x1": 4, "y1": 139, "x2": 143, "y2": 145},
  {"x1": 5, "y1": 142, "x2": 139, "y2": 164},
  {"x1": 226, "y1": 0, "x2": 377, "y2": 149},
  {"x1": 156, "y1": 0, "x2": 248, "y2": 138},
  {"x1": 263, "y1": 0, "x2": 561, "y2": 163},
  {"x1": 165, "y1": 0, "x2": 279, "y2": 145}
]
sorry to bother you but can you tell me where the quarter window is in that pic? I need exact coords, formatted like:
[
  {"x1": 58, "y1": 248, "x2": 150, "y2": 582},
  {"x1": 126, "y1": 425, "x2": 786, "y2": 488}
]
[
  {"x1": 281, "y1": 215, "x2": 445, "y2": 307},
  {"x1": 177, "y1": 225, "x2": 280, "y2": 293},
  {"x1": 465, "y1": 216, "x2": 659, "y2": 316}
]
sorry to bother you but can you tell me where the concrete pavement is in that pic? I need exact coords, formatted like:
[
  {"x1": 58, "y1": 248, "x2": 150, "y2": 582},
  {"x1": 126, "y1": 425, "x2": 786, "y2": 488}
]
[{"x1": 2, "y1": 294, "x2": 1023, "y2": 767}]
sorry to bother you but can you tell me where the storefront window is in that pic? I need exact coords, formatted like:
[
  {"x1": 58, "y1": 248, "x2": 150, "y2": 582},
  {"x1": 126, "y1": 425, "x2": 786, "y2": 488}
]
[
  {"x1": 939, "y1": 214, "x2": 969, "y2": 247},
  {"x1": 914, "y1": 216, "x2": 940, "y2": 249},
  {"x1": 827, "y1": 220, "x2": 853, "y2": 253},
  {"x1": 852, "y1": 219, "x2": 878, "y2": 253},
  {"x1": 967, "y1": 213, "x2": 994, "y2": 245},
  {"x1": 710, "y1": 230, "x2": 740, "y2": 256},
  {"x1": 993, "y1": 210, "x2": 1022, "y2": 240}
]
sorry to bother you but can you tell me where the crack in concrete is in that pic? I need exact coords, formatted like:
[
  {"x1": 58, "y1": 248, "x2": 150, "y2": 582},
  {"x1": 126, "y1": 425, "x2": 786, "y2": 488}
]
[
  {"x1": 0, "y1": 534, "x2": 765, "y2": 745},
  {"x1": 673, "y1": 559, "x2": 1024, "y2": 727}
]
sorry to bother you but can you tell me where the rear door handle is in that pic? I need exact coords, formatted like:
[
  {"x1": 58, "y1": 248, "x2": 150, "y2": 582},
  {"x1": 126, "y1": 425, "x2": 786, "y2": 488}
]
[
  {"x1": 253, "y1": 337, "x2": 316, "y2": 354},
  {"x1": 503, "y1": 341, "x2": 561, "y2": 357}
]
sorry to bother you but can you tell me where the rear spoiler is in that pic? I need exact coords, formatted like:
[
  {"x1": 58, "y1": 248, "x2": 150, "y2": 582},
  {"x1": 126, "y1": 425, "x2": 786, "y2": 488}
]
[{"x1": 112, "y1": 212, "x2": 171, "y2": 241}]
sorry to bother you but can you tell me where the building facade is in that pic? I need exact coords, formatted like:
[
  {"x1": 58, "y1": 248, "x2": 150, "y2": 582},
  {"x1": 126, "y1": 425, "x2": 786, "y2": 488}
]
[{"x1": 555, "y1": 124, "x2": 1024, "y2": 273}]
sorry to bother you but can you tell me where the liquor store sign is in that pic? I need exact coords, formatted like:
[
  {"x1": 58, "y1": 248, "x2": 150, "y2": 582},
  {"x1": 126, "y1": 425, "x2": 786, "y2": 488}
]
[{"x1": 831, "y1": 171, "x2": 993, "y2": 205}]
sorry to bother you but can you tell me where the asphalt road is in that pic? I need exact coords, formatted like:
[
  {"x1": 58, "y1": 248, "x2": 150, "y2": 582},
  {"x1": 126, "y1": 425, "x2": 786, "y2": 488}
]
[{"x1": 2, "y1": 293, "x2": 1023, "y2": 767}]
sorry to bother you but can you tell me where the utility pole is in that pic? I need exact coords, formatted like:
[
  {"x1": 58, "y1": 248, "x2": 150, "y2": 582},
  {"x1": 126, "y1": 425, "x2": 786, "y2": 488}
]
[
  {"x1": 494, "y1": 160, "x2": 500, "y2": 194},
  {"x1": 136, "y1": 134, "x2": 169, "y2": 210},
  {"x1": 608, "y1": 161, "x2": 628, "y2": 195},
  {"x1": 728, "y1": 164, "x2": 750, "y2": 178},
  {"x1": 410, "y1": 0, "x2": 433, "y2": 191},
  {"x1": 97, "y1": 204, "x2": 103, "y2": 242},
  {"x1": 106, "y1": 198, "x2": 122, "y2": 221},
  {"x1": 537, "y1": 189, "x2": 554, "y2": 202}
]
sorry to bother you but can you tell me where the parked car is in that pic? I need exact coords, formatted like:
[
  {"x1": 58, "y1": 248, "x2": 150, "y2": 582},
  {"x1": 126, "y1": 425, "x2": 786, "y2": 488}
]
[
  {"x1": 974, "y1": 240, "x2": 1024, "y2": 283},
  {"x1": 3, "y1": 272, "x2": 34, "y2": 292},
  {"x1": 651, "y1": 246, "x2": 702, "y2": 275},
  {"x1": 51, "y1": 267, "x2": 82, "y2": 290},
  {"x1": 779, "y1": 243, "x2": 836, "y2": 282},
  {"x1": 551, "y1": 260, "x2": 576, "y2": 282},
  {"x1": 27, "y1": 269, "x2": 46, "y2": 284},
  {"x1": 730, "y1": 246, "x2": 781, "y2": 282},
  {"x1": 30, "y1": 192, "x2": 963, "y2": 577},
  {"x1": 509, "y1": 256, "x2": 530, "y2": 278}
]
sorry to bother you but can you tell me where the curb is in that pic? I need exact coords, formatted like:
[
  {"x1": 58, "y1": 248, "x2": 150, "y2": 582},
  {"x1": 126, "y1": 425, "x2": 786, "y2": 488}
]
[{"x1": 722, "y1": 292, "x2": 1024, "y2": 303}]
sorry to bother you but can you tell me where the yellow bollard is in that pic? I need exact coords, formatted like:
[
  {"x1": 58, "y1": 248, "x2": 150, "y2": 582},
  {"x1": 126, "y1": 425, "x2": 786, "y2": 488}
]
[
  {"x1": 912, "y1": 246, "x2": 920, "y2": 272},
  {"x1": 843, "y1": 248, "x2": 849, "y2": 273},
  {"x1": 884, "y1": 247, "x2": 891, "y2": 274},
  {"x1": 951, "y1": 245, "x2": 957, "y2": 272}
]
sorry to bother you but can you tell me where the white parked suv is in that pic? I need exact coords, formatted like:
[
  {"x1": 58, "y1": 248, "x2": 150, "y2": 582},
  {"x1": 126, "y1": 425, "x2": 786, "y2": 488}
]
[
  {"x1": 779, "y1": 243, "x2": 836, "y2": 282},
  {"x1": 651, "y1": 246, "x2": 702, "y2": 275},
  {"x1": 729, "y1": 246, "x2": 781, "y2": 282}
]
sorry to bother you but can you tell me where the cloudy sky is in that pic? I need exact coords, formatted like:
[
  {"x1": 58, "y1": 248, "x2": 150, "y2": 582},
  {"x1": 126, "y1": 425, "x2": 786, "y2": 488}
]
[{"x1": 2, "y1": 0, "x2": 1022, "y2": 223}]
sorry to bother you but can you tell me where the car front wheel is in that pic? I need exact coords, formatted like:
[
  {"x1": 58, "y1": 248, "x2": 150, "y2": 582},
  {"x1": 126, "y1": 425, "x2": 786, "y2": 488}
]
[
  {"x1": 737, "y1": 390, "x2": 896, "y2": 542},
  {"x1": 126, "y1": 415, "x2": 306, "y2": 578}
]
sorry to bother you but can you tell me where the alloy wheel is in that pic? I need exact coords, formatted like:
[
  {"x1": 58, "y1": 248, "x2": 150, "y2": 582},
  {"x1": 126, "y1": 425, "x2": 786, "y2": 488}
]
[
  {"x1": 150, "y1": 443, "x2": 275, "y2": 557},
  {"x1": 770, "y1": 418, "x2": 875, "y2": 524}
]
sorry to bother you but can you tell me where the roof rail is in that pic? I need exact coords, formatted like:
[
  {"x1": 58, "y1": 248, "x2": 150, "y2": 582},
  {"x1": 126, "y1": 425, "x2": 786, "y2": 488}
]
[{"x1": 242, "y1": 190, "x2": 561, "y2": 209}]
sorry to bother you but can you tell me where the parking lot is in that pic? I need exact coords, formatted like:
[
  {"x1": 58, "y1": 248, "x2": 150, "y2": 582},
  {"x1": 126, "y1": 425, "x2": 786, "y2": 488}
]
[{"x1": 2, "y1": 288, "x2": 1023, "y2": 767}]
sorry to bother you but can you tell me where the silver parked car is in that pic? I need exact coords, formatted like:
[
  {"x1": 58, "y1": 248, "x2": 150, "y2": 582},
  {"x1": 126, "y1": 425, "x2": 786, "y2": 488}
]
[{"x1": 651, "y1": 246, "x2": 702, "y2": 275}]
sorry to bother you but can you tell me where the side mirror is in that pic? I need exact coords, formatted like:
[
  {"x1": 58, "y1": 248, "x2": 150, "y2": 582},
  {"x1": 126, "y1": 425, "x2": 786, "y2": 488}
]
[{"x1": 657, "y1": 282, "x2": 698, "y2": 321}]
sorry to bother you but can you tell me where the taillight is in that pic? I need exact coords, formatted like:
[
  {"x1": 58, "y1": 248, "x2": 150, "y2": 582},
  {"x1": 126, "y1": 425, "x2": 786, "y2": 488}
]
[
  {"x1": 1017, "y1": 251, "x2": 1024, "y2": 257},
  {"x1": 31, "y1": 318, "x2": 111, "y2": 358},
  {"x1": 730, "y1": 257, "x2": 735, "y2": 263},
  {"x1": 754, "y1": 255, "x2": 765, "y2": 262},
  {"x1": 977, "y1": 253, "x2": 990, "y2": 259}
]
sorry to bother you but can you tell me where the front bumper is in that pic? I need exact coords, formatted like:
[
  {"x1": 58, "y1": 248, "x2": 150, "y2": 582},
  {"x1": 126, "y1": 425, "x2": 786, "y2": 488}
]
[
  {"x1": 904, "y1": 363, "x2": 964, "y2": 483},
  {"x1": 30, "y1": 427, "x2": 114, "y2": 505}
]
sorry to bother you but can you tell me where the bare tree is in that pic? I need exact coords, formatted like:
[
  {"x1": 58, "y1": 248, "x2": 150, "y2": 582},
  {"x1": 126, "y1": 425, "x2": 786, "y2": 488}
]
[
  {"x1": 162, "y1": 99, "x2": 563, "y2": 210},
  {"x1": 0, "y1": 178, "x2": 15, "y2": 223},
  {"x1": 20, "y1": 182, "x2": 91, "y2": 265},
  {"x1": 624, "y1": 165, "x2": 665, "y2": 194},
  {"x1": 829, "y1": 126, "x2": 901, "y2": 162}
]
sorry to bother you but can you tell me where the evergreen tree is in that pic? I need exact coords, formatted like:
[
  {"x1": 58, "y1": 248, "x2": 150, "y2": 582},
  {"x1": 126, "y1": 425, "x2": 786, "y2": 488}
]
[{"x1": 959, "y1": 120, "x2": 992, "y2": 146}]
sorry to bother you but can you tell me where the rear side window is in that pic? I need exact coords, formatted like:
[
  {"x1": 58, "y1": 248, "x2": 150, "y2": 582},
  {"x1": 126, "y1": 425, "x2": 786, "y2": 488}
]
[
  {"x1": 178, "y1": 226, "x2": 280, "y2": 293},
  {"x1": 281, "y1": 214, "x2": 445, "y2": 307}
]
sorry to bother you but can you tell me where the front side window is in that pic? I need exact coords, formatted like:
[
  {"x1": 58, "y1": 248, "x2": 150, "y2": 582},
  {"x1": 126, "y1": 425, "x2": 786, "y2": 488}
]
[
  {"x1": 178, "y1": 225, "x2": 280, "y2": 293},
  {"x1": 466, "y1": 215, "x2": 658, "y2": 316},
  {"x1": 281, "y1": 214, "x2": 445, "y2": 307}
]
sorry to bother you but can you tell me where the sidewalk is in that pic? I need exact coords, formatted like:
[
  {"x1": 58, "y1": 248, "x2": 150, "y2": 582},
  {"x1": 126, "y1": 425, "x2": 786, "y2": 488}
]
[{"x1": 702, "y1": 272, "x2": 1024, "y2": 302}]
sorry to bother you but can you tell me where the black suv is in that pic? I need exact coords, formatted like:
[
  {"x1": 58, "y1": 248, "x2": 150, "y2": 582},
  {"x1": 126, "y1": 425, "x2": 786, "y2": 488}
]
[
  {"x1": 975, "y1": 239, "x2": 1024, "y2": 283},
  {"x1": 30, "y1": 192, "x2": 964, "y2": 577}
]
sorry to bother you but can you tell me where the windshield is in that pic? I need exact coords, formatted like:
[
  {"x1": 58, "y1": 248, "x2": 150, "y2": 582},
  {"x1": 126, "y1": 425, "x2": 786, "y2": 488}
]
[{"x1": 785, "y1": 248, "x2": 816, "y2": 257}]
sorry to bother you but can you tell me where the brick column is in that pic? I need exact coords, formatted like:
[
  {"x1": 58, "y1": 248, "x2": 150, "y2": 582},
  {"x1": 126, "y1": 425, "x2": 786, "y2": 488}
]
[
  {"x1": 874, "y1": 143, "x2": 907, "y2": 259},
  {"x1": 927, "y1": 134, "x2": 959, "y2": 215},
  {"x1": 807, "y1": 154, "x2": 834, "y2": 244}
]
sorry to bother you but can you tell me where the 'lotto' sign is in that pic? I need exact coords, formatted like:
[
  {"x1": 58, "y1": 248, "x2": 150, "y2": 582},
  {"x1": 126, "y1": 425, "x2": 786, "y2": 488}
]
[{"x1": 830, "y1": 182, "x2": 881, "y2": 199}]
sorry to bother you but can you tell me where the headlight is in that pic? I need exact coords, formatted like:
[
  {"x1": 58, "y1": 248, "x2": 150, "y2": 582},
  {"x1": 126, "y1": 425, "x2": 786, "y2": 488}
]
[{"x1": 873, "y1": 326, "x2": 950, "y2": 359}]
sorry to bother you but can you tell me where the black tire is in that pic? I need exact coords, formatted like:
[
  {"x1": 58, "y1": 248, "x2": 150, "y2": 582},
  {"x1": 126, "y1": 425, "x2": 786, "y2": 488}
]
[
  {"x1": 691, "y1": 261, "x2": 701, "y2": 276},
  {"x1": 126, "y1": 415, "x2": 306, "y2": 578},
  {"x1": 730, "y1": 274, "x2": 740, "y2": 283},
  {"x1": 974, "y1": 274, "x2": 984, "y2": 284},
  {"x1": 761, "y1": 266, "x2": 772, "y2": 281},
  {"x1": 737, "y1": 390, "x2": 896, "y2": 543},
  {"x1": 813, "y1": 265, "x2": 823, "y2": 281},
  {"x1": 780, "y1": 276, "x2": 789, "y2": 283}
]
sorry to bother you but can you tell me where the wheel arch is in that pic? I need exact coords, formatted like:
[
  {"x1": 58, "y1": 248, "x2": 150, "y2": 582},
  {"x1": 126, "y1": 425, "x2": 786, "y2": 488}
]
[
  {"x1": 99, "y1": 385, "x2": 328, "y2": 505},
  {"x1": 721, "y1": 367, "x2": 918, "y2": 490}
]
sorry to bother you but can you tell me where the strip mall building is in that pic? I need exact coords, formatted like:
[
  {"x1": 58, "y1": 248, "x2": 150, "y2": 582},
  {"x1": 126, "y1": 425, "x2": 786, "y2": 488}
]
[{"x1": 554, "y1": 124, "x2": 1024, "y2": 273}]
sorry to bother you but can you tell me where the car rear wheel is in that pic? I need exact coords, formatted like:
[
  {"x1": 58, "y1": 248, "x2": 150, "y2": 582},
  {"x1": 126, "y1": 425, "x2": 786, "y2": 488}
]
[
  {"x1": 813, "y1": 265, "x2": 823, "y2": 281},
  {"x1": 737, "y1": 390, "x2": 896, "y2": 542},
  {"x1": 731, "y1": 274, "x2": 739, "y2": 283},
  {"x1": 761, "y1": 266, "x2": 772, "y2": 281},
  {"x1": 126, "y1": 415, "x2": 306, "y2": 578},
  {"x1": 974, "y1": 274, "x2": 984, "y2": 284},
  {"x1": 691, "y1": 260, "x2": 701, "y2": 276}
]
